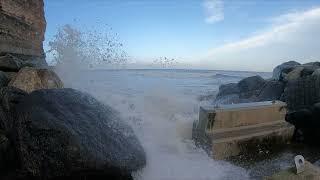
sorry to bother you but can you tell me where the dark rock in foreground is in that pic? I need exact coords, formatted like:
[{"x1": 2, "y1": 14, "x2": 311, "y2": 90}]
[
  {"x1": 286, "y1": 102, "x2": 320, "y2": 145},
  {"x1": 10, "y1": 88, "x2": 145, "y2": 179},
  {"x1": 282, "y1": 75, "x2": 320, "y2": 111},
  {"x1": 0, "y1": 71, "x2": 9, "y2": 88}
]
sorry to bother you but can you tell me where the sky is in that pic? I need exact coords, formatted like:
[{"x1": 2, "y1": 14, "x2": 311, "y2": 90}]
[{"x1": 44, "y1": 0, "x2": 320, "y2": 71}]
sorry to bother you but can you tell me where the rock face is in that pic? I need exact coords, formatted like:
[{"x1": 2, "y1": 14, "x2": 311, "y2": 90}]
[
  {"x1": 257, "y1": 81, "x2": 284, "y2": 101},
  {"x1": 9, "y1": 67, "x2": 63, "y2": 93},
  {"x1": 282, "y1": 75, "x2": 320, "y2": 111},
  {"x1": 286, "y1": 103, "x2": 320, "y2": 145},
  {"x1": 0, "y1": 71, "x2": 9, "y2": 87},
  {"x1": 215, "y1": 75, "x2": 284, "y2": 104},
  {"x1": 0, "y1": 0, "x2": 46, "y2": 57},
  {"x1": 0, "y1": 54, "x2": 22, "y2": 72},
  {"x1": 272, "y1": 61, "x2": 300, "y2": 81},
  {"x1": 216, "y1": 83, "x2": 239, "y2": 99},
  {"x1": 238, "y1": 75, "x2": 266, "y2": 99},
  {"x1": 283, "y1": 66, "x2": 304, "y2": 81},
  {"x1": 214, "y1": 60, "x2": 320, "y2": 145},
  {"x1": 11, "y1": 88, "x2": 146, "y2": 179}
]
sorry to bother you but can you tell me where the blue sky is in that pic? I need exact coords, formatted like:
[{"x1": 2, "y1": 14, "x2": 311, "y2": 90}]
[{"x1": 44, "y1": 0, "x2": 320, "y2": 71}]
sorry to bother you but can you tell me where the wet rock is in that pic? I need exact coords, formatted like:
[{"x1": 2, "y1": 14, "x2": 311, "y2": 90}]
[
  {"x1": 0, "y1": 87, "x2": 27, "y2": 131},
  {"x1": 300, "y1": 65, "x2": 319, "y2": 77},
  {"x1": 0, "y1": 54, "x2": 23, "y2": 72},
  {"x1": 3, "y1": 72, "x2": 17, "y2": 82},
  {"x1": 216, "y1": 83, "x2": 240, "y2": 98},
  {"x1": 0, "y1": 131, "x2": 11, "y2": 173},
  {"x1": 286, "y1": 103, "x2": 320, "y2": 145},
  {"x1": 257, "y1": 81, "x2": 284, "y2": 101},
  {"x1": 283, "y1": 67, "x2": 304, "y2": 81},
  {"x1": 238, "y1": 76, "x2": 266, "y2": 99},
  {"x1": 282, "y1": 75, "x2": 320, "y2": 111},
  {"x1": 272, "y1": 61, "x2": 300, "y2": 81},
  {"x1": 303, "y1": 62, "x2": 320, "y2": 67},
  {"x1": 312, "y1": 68, "x2": 320, "y2": 76},
  {"x1": 9, "y1": 67, "x2": 63, "y2": 93},
  {"x1": 0, "y1": 71, "x2": 9, "y2": 87},
  {"x1": 13, "y1": 88, "x2": 146, "y2": 179}
]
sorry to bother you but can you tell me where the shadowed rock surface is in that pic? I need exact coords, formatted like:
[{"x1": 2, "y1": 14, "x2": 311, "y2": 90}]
[
  {"x1": 0, "y1": 71, "x2": 9, "y2": 87},
  {"x1": 257, "y1": 81, "x2": 284, "y2": 101},
  {"x1": 0, "y1": 55, "x2": 22, "y2": 72},
  {"x1": 11, "y1": 88, "x2": 146, "y2": 179}
]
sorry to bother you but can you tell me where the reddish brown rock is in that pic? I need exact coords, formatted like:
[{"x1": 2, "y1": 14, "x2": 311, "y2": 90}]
[
  {"x1": 9, "y1": 67, "x2": 63, "y2": 93},
  {"x1": 0, "y1": 0, "x2": 46, "y2": 57}
]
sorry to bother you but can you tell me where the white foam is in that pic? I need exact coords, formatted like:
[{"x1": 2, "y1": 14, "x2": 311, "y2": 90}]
[{"x1": 56, "y1": 69, "x2": 249, "y2": 180}]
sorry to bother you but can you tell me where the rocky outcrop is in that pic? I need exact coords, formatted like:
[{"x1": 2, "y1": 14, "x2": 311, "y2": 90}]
[
  {"x1": 0, "y1": 71, "x2": 8, "y2": 87},
  {"x1": 238, "y1": 75, "x2": 266, "y2": 99},
  {"x1": 257, "y1": 80, "x2": 284, "y2": 101},
  {"x1": 215, "y1": 60, "x2": 320, "y2": 145},
  {"x1": 11, "y1": 88, "x2": 146, "y2": 179},
  {"x1": 272, "y1": 61, "x2": 300, "y2": 81},
  {"x1": 286, "y1": 103, "x2": 320, "y2": 145},
  {"x1": 8, "y1": 67, "x2": 63, "y2": 93},
  {"x1": 0, "y1": 0, "x2": 46, "y2": 57},
  {"x1": 282, "y1": 75, "x2": 320, "y2": 111},
  {"x1": 215, "y1": 75, "x2": 284, "y2": 104},
  {"x1": 216, "y1": 83, "x2": 239, "y2": 99},
  {"x1": 0, "y1": 1, "x2": 146, "y2": 179},
  {"x1": 0, "y1": 88, "x2": 146, "y2": 179}
]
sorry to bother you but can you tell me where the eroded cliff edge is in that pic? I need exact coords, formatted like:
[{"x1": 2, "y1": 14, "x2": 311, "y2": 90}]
[{"x1": 0, "y1": 0, "x2": 46, "y2": 58}]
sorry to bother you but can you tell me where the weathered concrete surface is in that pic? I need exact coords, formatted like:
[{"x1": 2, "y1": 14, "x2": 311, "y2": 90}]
[
  {"x1": 203, "y1": 101, "x2": 287, "y2": 130},
  {"x1": 193, "y1": 101, "x2": 294, "y2": 160},
  {"x1": 211, "y1": 121, "x2": 294, "y2": 159},
  {"x1": 0, "y1": 0, "x2": 46, "y2": 57}
]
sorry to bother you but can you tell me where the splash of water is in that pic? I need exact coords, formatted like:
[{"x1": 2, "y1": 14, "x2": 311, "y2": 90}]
[
  {"x1": 51, "y1": 25, "x2": 249, "y2": 180},
  {"x1": 58, "y1": 71, "x2": 249, "y2": 180}
]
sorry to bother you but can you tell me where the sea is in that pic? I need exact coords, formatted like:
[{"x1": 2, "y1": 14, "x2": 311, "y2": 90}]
[{"x1": 56, "y1": 68, "x2": 318, "y2": 180}]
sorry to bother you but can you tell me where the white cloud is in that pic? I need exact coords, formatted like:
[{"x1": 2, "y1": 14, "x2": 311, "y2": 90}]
[
  {"x1": 203, "y1": 0, "x2": 224, "y2": 24},
  {"x1": 198, "y1": 7, "x2": 320, "y2": 71}
]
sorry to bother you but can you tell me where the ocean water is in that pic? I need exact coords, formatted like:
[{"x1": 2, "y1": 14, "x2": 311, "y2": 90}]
[{"x1": 58, "y1": 69, "x2": 274, "y2": 180}]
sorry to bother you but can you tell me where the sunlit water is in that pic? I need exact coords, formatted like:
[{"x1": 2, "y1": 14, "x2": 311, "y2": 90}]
[{"x1": 58, "y1": 69, "x2": 272, "y2": 180}]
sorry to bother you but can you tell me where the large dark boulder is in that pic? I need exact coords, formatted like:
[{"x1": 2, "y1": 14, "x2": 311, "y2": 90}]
[
  {"x1": 238, "y1": 75, "x2": 266, "y2": 99},
  {"x1": 282, "y1": 75, "x2": 320, "y2": 111},
  {"x1": 12, "y1": 88, "x2": 146, "y2": 179},
  {"x1": 300, "y1": 65, "x2": 319, "y2": 77},
  {"x1": 286, "y1": 103, "x2": 320, "y2": 145},
  {"x1": 257, "y1": 81, "x2": 284, "y2": 101},
  {"x1": 216, "y1": 83, "x2": 240, "y2": 99},
  {"x1": 0, "y1": 87, "x2": 27, "y2": 178},
  {"x1": 272, "y1": 61, "x2": 300, "y2": 81},
  {"x1": 303, "y1": 62, "x2": 320, "y2": 67},
  {"x1": 0, "y1": 87, "x2": 27, "y2": 131}
]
